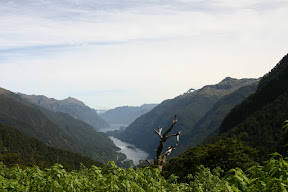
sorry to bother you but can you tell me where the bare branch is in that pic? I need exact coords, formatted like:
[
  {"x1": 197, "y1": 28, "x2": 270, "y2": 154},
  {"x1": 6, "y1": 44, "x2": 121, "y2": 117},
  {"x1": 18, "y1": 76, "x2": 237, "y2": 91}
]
[
  {"x1": 163, "y1": 135, "x2": 180, "y2": 157},
  {"x1": 166, "y1": 131, "x2": 181, "y2": 139},
  {"x1": 158, "y1": 127, "x2": 162, "y2": 136},
  {"x1": 153, "y1": 127, "x2": 163, "y2": 138},
  {"x1": 163, "y1": 147, "x2": 175, "y2": 157},
  {"x1": 147, "y1": 115, "x2": 182, "y2": 171},
  {"x1": 162, "y1": 115, "x2": 177, "y2": 139},
  {"x1": 146, "y1": 160, "x2": 152, "y2": 165}
]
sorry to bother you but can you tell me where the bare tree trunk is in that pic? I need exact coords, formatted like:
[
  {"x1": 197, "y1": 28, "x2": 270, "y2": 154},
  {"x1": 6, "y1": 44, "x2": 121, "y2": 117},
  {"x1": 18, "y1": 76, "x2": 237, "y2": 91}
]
[{"x1": 147, "y1": 115, "x2": 181, "y2": 171}]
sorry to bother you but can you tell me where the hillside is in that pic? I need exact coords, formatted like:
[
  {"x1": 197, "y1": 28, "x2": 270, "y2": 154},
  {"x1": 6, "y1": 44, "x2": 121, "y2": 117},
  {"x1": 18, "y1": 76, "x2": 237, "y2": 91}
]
[
  {"x1": 99, "y1": 104, "x2": 158, "y2": 125},
  {"x1": 0, "y1": 93, "x2": 77, "y2": 151},
  {"x1": 19, "y1": 94, "x2": 109, "y2": 130},
  {"x1": 0, "y1": 123, "x2": 101, "y2": 170},
  {"x1": 0, "y1": 89, "x2": 128, "y2": 165},
  {"x1": 218, "y1": 53, "x2": 288, "y2": 160},
  {"x1": 113, "y1": 77, "x2": 257, "y2": 156},
  {"x1": 165, "y1": 53, "x2": 288, "y2": 180},
  {"x1": 175, "y1": 82, "x2": 258, "y2": 155}
]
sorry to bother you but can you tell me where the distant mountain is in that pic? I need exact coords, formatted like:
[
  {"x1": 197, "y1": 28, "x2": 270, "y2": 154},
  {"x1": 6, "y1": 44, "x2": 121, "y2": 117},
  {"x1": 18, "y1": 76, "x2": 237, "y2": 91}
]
[
  {"x1": 19, "y1": 94, "x2": 109, "y2": 130},
  {"x1": 0, "y1": 123, "x2": 101, "y2": 170},
  {"x1": 95, "y1": 109, "x2": 108, "y2": 114},
  {"x1": 99, "y1": 104, "x2": 158, "y2": 125},
  {"x1": 0, "y1": 89, "x2": 128, "y2": 166},
  {"x1": 113, "y1": 77, "x2": 257, "y2": 156}
]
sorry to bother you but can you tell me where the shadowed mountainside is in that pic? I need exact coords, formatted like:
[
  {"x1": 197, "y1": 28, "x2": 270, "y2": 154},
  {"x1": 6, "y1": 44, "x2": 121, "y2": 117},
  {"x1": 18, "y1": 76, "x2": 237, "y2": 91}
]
[
  {"x1": 165, "y1": 53, "x2": 288, "y2": 181},
  {"x1": 0, "y1": 123, "x2": 101, "y2": 170},
  {"x1": 174, "y1": 81, "x2": 258, "y2": 156},
  {"x1": 19, "y1": 94, "x2": 109, "y2": 130},
  {"x1": 112, "y1": 77, "x2": 257, "y2": 156},
  {"x1": 0, "y1": 89, "x2": 128, "y2": 166}
]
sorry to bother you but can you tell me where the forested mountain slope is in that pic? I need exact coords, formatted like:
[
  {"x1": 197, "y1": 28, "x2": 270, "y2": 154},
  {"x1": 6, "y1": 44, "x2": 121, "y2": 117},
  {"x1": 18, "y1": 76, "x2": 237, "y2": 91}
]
[
  {"x1": 165, "y1": 53, "x2": 288, "y2": 180},
  {"x1": 19, "y1": 94, "x2": 109, "y2": 130},
  {"x1": 175, "y1": 82, "x2": 258, "y2": 155},
  {"x1": 0, "y1": 93, "x2": 77, "y2": 151},
  {"x1": 218, "y1": 53, "x2": 288, "y2": 160},
  {"x1": 114, "y1": 77, "x2": 257, "y2": 156},
  {"x1": 0, "y1": 123, "x2": 101, "y2": 170},
  {"x1": 0, "y1": 89, "x2": 127, "y2": 165}
]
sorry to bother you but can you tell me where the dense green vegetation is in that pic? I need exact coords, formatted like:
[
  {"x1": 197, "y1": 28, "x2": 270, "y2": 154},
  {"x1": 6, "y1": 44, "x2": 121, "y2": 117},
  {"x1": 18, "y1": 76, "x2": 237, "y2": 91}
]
[
  {"x1": 0, "y1": 94, "x2": 77, "y2": 150},
  {"x1": 165, "y1": 136, "x2": 258, "y2": 182},
  {"x1": 1, "y1": 151, "x2": 288, "y2": 191},
  {"x1": 113, "y1": 77, "x2": 257, "y2": 156},
  {"x1": 0, "y1": 123, "x2": 101, "y2": 170}
]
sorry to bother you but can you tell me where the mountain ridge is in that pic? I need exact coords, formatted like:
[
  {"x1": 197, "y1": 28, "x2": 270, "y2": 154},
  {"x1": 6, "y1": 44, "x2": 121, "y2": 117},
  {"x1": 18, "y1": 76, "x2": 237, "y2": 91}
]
[
  {"x1": 165, "y1": 53, "x2": 288, "y2": 180},
  {"x1": 174, "y1": 81, "x2": 258, "y2": 156},
  {"x1": 112, "y1": 77, "x2": 257, "y2": 156},
  {"x1": 19, "y1": 93, "x2": 109, "y2": 130},
  {"x1": 0, "y1": 89, "x2": 129, "y2": 166}
]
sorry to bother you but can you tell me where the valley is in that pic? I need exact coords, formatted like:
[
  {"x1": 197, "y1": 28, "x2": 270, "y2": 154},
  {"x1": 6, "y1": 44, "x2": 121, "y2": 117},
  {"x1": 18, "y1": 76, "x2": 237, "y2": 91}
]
[
  {"x1": 98, "y1": 123, "x2": 149, "y2": 166},
  {"x1": 109, "y1": 136, "x2": 149, "y2": 166},
  {"x1": 1, "y1": 53, "x2": 288, "y2": 191},
  {"x1": 1, "y1": 1, "x2": 287, "y2": 190}
]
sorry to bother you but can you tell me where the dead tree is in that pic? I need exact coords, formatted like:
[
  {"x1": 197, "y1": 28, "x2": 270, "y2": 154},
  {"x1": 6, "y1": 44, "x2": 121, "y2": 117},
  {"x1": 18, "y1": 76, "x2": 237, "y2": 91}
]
[{"x1": 146, "y1": 115, "x2": 181, "y2": 171}]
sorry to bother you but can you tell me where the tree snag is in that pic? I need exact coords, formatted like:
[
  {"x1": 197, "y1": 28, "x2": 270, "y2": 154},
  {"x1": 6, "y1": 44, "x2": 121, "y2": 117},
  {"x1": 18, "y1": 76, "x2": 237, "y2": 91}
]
[{"x1": 147, "y1": 115, "x2": 181, "y2": 171}]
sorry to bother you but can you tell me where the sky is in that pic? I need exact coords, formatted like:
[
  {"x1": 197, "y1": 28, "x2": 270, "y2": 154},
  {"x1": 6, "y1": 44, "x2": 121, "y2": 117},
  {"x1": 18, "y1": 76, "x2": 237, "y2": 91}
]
[{"x1": 0, "y1": 0, "x2": 288, "y2": 109}]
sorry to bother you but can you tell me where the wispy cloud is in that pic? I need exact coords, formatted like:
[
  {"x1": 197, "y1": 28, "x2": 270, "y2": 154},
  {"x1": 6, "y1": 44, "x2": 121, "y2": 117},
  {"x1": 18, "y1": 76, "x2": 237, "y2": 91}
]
[
  {"x1": 0, "y1": 0, "x2": 288, "y2": 108},
  {"x1": 1, "y1": 0, "x2": 287, "y2": 50}
]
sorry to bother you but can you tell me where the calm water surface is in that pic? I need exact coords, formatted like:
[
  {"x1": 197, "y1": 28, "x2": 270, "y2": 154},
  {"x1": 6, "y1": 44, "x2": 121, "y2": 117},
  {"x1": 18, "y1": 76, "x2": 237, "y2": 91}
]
[
  {"x1": 99, "y1": 124, "x2": 128, "y2": 133},
  {"x1": 99, "y1": 124, "x2": 149, "y2": 166},
  {"x1": 109, "y1": 136, "x2": 149, "y2": 166}
]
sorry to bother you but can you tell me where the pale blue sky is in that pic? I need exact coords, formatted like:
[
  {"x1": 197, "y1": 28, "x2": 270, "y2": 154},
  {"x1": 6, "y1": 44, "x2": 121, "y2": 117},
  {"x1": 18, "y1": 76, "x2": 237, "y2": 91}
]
[{"x1": 1, "y1": 0, "x2": 288, "y2": 109}]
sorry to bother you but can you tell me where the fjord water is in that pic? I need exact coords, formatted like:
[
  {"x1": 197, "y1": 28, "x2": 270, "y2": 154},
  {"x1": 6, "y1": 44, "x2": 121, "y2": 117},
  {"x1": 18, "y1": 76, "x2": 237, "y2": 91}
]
[
  {"x1": 99, "y1": 124, "x2": 149, "y2": 166},
  {"x1": 109, "y1": 136, "x2": 149, "y2": 166},
  {"x1": 99, "y1": 124, "x2": 128, "y2": 133}
]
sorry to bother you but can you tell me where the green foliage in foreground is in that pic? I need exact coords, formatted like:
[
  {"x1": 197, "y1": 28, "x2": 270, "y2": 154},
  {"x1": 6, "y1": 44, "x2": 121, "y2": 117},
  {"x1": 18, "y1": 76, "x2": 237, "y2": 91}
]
[
  {"x1": 0, "y1": 161, "x2": 193, "y2": 191},
  {"x1": 1, "y1": 152, "x2": 288, "y2": 191}
]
